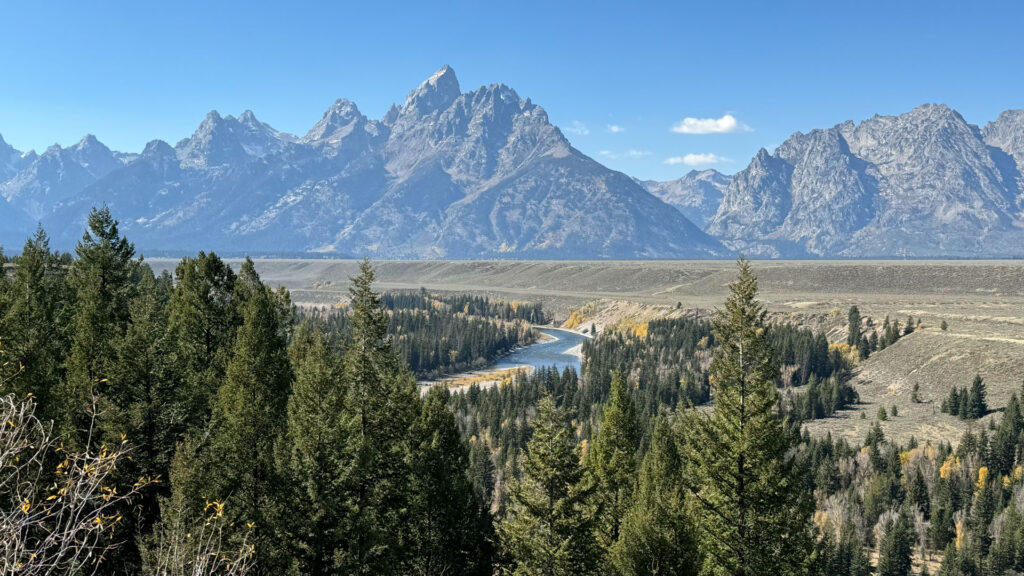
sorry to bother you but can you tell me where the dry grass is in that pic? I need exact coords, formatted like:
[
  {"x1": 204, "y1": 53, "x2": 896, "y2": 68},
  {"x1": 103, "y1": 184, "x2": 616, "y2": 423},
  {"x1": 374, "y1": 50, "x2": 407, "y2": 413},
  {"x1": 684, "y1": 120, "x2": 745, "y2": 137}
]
[{"x1": 804, "y1": 324, "x2": 1024, "y2": 446}]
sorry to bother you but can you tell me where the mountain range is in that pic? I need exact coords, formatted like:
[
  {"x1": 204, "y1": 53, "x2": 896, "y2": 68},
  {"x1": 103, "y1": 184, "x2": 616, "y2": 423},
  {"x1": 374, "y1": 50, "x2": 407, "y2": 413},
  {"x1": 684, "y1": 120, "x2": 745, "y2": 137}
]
[
  {"x1": 1, "y1": 68, "x2": 1022, "y2": 259},
  {"x1": 709, "y1": 104, "x2": 1024, "y2": 257},
  {"x1": 0, "y1": 66, "x2": 722, "y2": 259}
]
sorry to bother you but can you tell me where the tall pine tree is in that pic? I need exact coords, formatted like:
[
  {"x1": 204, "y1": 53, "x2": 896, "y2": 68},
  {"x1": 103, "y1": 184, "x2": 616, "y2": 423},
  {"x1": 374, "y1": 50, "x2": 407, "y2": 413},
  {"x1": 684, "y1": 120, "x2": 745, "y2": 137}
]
[
  {"x1": 611, "y1": 416, "x2": 698, "y2": 576},
  {"x1": 407, "y1": 387, "x2": 494, "y2": 576},
  {"x1": 0, "y1": 228, "x2": 70, "y2": 414},
  {"x1": 60, "y1": 206, "x2": 138, "y2": 445},
  {"x1": 165, "y1": 251, "x2": 240, "y2": 436},
  {"x1": 588, "y1": 370, "x2": 639, "y2": 559},
  {"x1": 275, "y1": 320, "x2": 348, "y2": 576},
  {"x1": 498, "y1": 395, "x2": 598, "y2": 576},
  {"x1": 679, "y1": 258, "x2": 813, "y2": 576},
  {"x1": 334, "y1": 259, "x2": 419, "y2": 575},
  {"x1": 206, "y1": 259, "x2": 292, "y2": 575}
]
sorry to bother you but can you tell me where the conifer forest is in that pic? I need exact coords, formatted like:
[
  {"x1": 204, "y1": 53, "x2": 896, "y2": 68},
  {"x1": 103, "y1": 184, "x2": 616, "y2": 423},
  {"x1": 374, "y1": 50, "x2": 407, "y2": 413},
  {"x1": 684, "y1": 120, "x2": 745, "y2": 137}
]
[{"x1": 3, "y1": 208, "x2": 1024, "y2": 576}]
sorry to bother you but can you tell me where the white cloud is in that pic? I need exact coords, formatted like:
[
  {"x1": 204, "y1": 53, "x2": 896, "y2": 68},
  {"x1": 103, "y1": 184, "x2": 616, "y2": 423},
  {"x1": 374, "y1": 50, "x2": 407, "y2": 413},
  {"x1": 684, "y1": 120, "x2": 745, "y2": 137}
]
[
  {"x1": 599, "y1": 149, "x2": 651, "y2": 160},
  {"x1": 564, "y1": 121, "x2": 590, "y2": 136},
  {"x1": 671, "y1": 114, "x2": 751, "y2": 134},
  {"x1": 606, "y1": 124, "x2": 625, "y2": 133},
  {"x1": 664, "y1": 153, "x2": 728, "y2": 166}
]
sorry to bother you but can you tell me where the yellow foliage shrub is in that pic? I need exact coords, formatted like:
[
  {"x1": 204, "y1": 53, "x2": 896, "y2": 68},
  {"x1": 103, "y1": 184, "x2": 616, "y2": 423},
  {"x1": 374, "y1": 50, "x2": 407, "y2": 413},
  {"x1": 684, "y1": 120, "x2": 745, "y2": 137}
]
[
  {"x1": 565, "y1": 310, "x2": 584, "y2": 330},
  {"x1": 940, "y1": 456, "x2": 961, "y2": 480}
]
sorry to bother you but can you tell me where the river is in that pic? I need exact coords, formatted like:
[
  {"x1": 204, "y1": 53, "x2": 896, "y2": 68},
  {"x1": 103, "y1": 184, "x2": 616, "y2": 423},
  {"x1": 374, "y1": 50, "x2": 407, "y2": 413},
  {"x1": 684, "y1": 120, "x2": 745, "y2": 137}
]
[
  {"x1": 419, "y1": 327, "x2": 588, "y2": 392},
  {"x1": 493, "y1": 327, "x2": 587, "y2": 373}
]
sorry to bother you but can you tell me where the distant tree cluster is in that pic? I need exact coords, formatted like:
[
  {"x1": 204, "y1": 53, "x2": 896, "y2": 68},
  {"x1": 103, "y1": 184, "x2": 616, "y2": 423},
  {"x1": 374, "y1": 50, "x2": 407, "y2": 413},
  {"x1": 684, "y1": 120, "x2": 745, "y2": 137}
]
[
  {"x1": 313, "y1": 289, "x2": 542, "y2": 379},
  {"x1": 847, "y1": 306, "x2": 913, "y2": 360},
  {"x1": 941, "y1": 374, "x2": 989, "y2": 419}
]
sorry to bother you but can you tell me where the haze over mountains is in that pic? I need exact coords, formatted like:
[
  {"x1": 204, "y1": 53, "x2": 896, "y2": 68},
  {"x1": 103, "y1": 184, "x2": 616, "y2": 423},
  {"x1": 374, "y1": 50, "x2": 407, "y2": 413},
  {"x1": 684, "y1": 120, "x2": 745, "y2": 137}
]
[{"x1": 1, "y1": 67, "x2": 1022, "y2": 259}]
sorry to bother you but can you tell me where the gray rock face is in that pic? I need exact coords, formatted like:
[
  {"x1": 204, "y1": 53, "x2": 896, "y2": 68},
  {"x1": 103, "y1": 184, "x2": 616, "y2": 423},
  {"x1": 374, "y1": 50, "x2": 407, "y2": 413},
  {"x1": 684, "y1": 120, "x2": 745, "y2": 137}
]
[
  {"x1": 0, "y1": 134, "x2": 27, "y2": 182},
  {"x1": 3, "y1": 66, "x2": 722, "y2": 259},
  {"x1": 710, "y1": 104, "x2": 1024, "y2": 257},
  {"x1": 639, "y1": 169, "x2": 730, "y2": 230},
  {"x1": 983, "y1": 109, "x2": 1024, "y2": 170}
]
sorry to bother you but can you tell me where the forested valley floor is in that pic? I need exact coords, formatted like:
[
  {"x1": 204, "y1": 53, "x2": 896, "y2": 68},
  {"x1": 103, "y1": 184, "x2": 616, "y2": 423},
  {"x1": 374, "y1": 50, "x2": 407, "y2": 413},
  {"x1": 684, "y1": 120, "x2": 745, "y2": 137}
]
[{"x1": 4, "y1": 208, "x2": 1024, "y2": 576}]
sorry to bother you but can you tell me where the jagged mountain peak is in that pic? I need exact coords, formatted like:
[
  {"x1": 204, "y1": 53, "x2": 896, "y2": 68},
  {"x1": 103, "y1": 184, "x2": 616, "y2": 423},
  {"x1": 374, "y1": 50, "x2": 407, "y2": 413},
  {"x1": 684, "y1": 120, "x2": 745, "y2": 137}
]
[
  {"x1": 302, "y1": 98, "x2": 372, "y2": 144},
  {"x1": 141, "y1": 139, "x2": 176, "y2": 158},
  {"x1": 177, "y1": 108, "x2": 290, "y2": 167},
  {"x1": 401, "y1": 65, "x2": 461, "y2": 117},
  {"x1": 382, "y1": 103, "x2": 401, "y2": 125},
  {"x1": 639, "y1": 169, "x2": 731, "y2": 230},
  {"x1": 28, "y1": 66, "x2": 721, "y2": 259},
  {"x1": 74, "y1": 133, "x2": 102, "y2": 148},
  {"x1": 0, "y1": 133, "x2": 24, "y2": 181},
  {"x1": 238, "y1": 109, "x2": 259, "y2": 123}
]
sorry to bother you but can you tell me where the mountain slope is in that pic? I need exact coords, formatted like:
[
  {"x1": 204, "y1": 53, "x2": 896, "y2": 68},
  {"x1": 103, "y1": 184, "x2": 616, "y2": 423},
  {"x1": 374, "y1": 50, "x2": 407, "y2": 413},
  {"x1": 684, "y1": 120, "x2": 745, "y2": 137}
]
[
  {"x1": 639, "y1": 169, "x2": 730, "y2": 230},
  {"x1": 33, "y1": 66, "x2": 723, "y2": 259},
  {"x1": 709, "y1": 104, "x2": 1024, "y2": 257}
]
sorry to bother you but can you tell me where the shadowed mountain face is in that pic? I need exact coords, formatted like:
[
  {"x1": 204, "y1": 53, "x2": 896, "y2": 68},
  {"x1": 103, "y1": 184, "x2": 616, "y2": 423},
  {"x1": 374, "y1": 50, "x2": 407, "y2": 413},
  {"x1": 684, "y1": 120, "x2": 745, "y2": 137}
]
[
  {"x1": 708, "y1": 104, "x2": 1024, "y2": 257},
  {"x1": 0, "y1": 66, "x2": 724, "y2": 259}
]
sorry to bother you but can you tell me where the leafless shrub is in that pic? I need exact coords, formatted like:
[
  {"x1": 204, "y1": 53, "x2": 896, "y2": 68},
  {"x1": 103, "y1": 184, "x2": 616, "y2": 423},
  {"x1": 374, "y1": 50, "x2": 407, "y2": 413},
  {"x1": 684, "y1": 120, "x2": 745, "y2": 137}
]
[
  {"x1": 0, "y1": 392, "x2": 143, "y2": 575},
  {"x1": 143, "y1": 500, "x2": 255, "y2": 576}
]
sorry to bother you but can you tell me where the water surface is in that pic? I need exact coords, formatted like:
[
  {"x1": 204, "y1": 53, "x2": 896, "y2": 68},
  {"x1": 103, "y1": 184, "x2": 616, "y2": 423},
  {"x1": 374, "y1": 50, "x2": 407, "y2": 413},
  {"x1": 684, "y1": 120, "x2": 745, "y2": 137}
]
[{"x1": 493, "y1": 327, "x2": 586, "y2": 374}]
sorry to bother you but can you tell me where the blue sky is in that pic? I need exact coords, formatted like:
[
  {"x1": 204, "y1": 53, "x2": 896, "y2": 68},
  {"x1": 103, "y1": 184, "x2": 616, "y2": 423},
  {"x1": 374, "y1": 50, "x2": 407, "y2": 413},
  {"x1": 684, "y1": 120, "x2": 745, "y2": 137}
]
[{"x1": 2, "y1": 0, "x2": 1022, "y2": 180}]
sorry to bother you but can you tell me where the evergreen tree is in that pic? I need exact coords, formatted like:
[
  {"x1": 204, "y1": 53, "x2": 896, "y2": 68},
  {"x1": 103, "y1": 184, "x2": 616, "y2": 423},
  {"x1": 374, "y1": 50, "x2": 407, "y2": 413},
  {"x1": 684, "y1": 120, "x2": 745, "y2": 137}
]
[
  {"x1": 498, "y1": 395, "x2": 598, "y2": 576},
  {"x1": 678, "y1": 258, "x2": 813, "y2": 576},
  {"x1": 275, "y1": 321, "x2": 347, "y2": 576},
  {"x1": 588, "y1": 370, "x2": 639, "y2": 557},
  {"x1": 60, "y1": 206, "x2": 138, "y2": 445},
  {"x1": 877, "y1": 512, "x2": 913, "y2": 576},
  {"x1": 991, "y1": 392, "x2": 1023, "y2": 475},
  {"x1": 468, "y1": 438, "x2": 496, "y2": 508},
  {"x1": 909, "y1": 467, "x2": 930, "y2": 518},
  {"x1": 334, "y1": 259, "x2": 419, "y2": 575},
  {"x1": 165, "y1": 251, "x2": 240, "y2": 436},
  {"x1": 206, "y1": 259, "x2": 292, "y2": 575},
  {"x1": 966, "y1": 374, "x2": 987, "y2": 419},
  {"x1": 407, "y1": 387, "x2": 494, "y2": 576},
  {"x1": 847, "y1": 306, "x2": 862, "y2": 348},
  {"x1": 610, "y1": 417, "x2": 698, "y2": 576},
  {"x1": 108, "y1": 268, "x2": 175, "y2": 529},
  {"x1": 0, "y1": 228, "x2": 70, "y2": 414}
]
